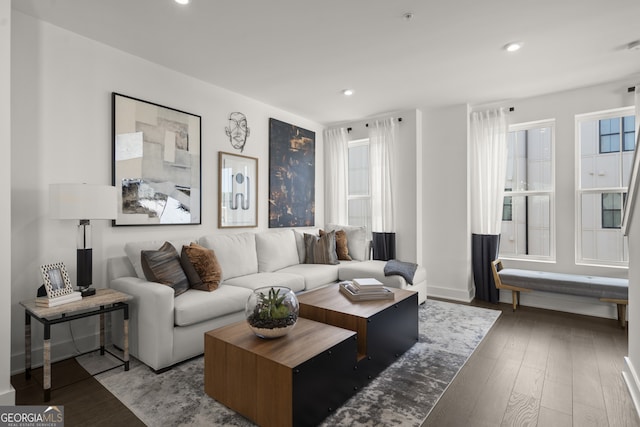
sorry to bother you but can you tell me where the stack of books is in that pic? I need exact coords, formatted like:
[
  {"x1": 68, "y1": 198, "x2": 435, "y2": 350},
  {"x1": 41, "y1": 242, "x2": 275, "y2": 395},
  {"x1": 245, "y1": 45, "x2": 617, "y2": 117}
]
[
  {"x1": 339, "y1": 278, "x2": 394, "y2": 301},
  {"x1": 36, "y1": 291, "x2": 82, "y2": 308}
]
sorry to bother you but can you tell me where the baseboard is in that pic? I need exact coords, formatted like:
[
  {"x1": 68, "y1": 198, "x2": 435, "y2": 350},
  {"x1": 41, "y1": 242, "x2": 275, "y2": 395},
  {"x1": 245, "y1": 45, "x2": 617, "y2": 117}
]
[
  {"x1": 11, "y1": 333, "x2": 99, "y2": 376},
  {"x1": 623, "y1": 357, "x2": 640, "y2": 419},
  {"x1": 427, "y1": 285, "x2": 474, "y2": 303},
  {"x1": 0, "y1": 385, "x2": 15, "y2": 405}
]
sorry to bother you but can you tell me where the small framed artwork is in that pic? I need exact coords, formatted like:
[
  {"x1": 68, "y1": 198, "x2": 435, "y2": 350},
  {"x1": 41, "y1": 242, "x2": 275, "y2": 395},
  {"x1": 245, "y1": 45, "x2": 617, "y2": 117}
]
[
  {"x1": 40, "y1": 262, "x2": 74, "y2": 299},
  {"x1": 112, "y1": 92, "x2": 202, "y2": 226},
  {"x1": 219, "y1": 151, "x2": 258, "y2": 228}
]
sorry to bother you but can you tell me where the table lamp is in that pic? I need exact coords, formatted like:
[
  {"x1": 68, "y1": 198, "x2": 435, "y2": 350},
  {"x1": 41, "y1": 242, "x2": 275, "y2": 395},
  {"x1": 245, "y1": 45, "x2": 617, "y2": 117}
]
[{"x1": 49, "y1": 183, "x2": 117, "y2": 297}]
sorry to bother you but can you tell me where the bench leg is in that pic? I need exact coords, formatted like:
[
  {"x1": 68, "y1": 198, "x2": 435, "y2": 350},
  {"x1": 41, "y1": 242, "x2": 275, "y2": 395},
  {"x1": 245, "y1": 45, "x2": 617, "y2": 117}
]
[
  {"x1": 511, "y1": 291, "x2": 518, "y2": 312},
  {"x1": 617, "y1": 304, "x2": 627, "y2": 329}
]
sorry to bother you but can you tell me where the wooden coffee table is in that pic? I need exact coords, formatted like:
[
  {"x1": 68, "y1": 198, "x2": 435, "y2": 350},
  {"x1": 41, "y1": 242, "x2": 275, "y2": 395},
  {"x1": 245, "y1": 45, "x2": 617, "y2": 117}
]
[
  {"x1": 297, "y1": 283, "x2": 419, "y2": 385},
  {"x1": 204, "y1": 317, "x2": 357, "y2": 427}
]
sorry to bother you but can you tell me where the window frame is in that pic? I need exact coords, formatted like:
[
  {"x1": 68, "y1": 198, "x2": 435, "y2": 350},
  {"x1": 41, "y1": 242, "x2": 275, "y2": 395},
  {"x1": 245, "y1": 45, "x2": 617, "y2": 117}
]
[
  {"x1": 575, "y1": 106, "x2": 634, "y2": 268},
  {"x1": 499, "y1": 119, "x2": 556, "y2": 262}
]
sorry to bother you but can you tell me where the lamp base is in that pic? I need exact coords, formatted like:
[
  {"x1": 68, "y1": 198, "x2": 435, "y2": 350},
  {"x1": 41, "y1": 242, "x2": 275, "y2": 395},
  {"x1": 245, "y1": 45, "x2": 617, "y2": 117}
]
[{"x1": 80, "y1": 287, "x2": 96, "y2": 297}]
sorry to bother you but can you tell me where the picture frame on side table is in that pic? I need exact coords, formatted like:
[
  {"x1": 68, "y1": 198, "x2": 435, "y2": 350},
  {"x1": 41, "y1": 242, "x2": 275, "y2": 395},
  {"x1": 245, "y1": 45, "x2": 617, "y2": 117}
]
[
  {"x1": 40, "y1": 262, "x2": 74, "y2": 299},
  {"x1": 112, "y1": 92, "x2": 202, "y2": 226},
  {"x1": 218, "y1": 151, "x2": 258, "y2": 228}
]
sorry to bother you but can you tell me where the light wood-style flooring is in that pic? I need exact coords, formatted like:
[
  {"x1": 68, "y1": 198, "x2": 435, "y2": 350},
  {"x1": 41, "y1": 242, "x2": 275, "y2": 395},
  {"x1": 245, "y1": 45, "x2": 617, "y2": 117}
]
[{"x1": 424, "y1": 299, "x2": 639, "y2": 427}]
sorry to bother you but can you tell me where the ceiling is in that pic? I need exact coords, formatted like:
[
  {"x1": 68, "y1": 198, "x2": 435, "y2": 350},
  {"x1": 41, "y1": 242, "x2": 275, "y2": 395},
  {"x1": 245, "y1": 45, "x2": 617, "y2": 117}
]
[{"x1": 12, "y1": 0, "x2": 640, "y2": 125}]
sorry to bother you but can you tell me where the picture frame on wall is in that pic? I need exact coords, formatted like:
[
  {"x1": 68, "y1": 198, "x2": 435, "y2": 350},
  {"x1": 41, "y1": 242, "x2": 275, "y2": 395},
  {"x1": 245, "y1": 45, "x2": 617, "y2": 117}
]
[
  {"x1": 268, "y1": 118, "x2": 315, "y2": 228},
  {"x1": 112, "y1": 92, "x2": 202, "y2": 226},
  {"x1": 40, "y1": 262, "x2": 74, "y2": 299},
  {"x1": 219, "y1": 151, "x2": 258, "y2": 228}
]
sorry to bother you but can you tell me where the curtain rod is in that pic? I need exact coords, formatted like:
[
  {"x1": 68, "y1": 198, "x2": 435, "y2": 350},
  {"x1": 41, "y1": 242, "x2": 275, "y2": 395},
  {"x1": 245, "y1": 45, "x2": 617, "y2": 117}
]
[
  {"x1": 365, "y1": 117, "x2": 403, "y2": 128},
  {"x1": 347, "y1": 117, "x2": 403, "y2": 133}
]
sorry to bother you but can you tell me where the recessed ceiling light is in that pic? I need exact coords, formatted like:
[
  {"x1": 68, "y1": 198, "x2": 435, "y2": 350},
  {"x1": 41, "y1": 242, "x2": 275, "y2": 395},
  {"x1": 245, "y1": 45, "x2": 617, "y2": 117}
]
[
  {"x1": 504, "y1": 42, "x2": 523, "y2": 52},
  {"x1": 175, "y1": 0, "x2": 189, "y2": 5},
  {"x1": 342, "y1": 89, "x2": 354, "y2": 96}
]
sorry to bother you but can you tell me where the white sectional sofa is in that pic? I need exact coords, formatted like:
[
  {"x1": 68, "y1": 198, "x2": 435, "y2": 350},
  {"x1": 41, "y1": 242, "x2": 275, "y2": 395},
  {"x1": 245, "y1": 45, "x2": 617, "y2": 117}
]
[{"x1": 108, "y1": 227, "x2": 427, "y2": 372}]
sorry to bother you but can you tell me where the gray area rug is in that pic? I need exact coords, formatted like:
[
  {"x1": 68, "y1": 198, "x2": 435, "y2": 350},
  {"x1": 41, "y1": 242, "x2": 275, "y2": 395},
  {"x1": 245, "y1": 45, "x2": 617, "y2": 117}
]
[{"x1": 89, "y1": 299, "x2": 500, "y2": 426}]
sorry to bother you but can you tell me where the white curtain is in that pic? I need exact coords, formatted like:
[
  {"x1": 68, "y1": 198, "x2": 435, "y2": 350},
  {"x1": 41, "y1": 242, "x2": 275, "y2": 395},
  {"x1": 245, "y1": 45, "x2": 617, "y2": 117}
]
[
  {"x1": 470, "y1": 108, "x2": 508, "y2": 235},
  {"x1": 323, "y1": 127, "x2": 349, "y2": 225},
  {"x1": 369, "y1": 118, "x2": 397, "y2": 232}
]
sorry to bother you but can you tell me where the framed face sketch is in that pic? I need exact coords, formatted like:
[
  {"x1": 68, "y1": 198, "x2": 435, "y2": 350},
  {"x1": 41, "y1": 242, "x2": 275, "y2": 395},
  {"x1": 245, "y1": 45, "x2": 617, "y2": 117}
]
[
  {"x1": 40, "y1": 262, "x2": 74, "y2": 299},
  {"x1": 218, "y1": 152, "x2": 258, "y2": 228},
  {"x1": 112, "y1": 92, "x2": 202, "y2": 226}
]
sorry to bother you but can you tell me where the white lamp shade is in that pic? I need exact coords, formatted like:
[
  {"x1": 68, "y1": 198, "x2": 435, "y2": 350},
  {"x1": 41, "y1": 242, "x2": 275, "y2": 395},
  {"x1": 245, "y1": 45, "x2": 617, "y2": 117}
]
[{"x1": 49, "y1": 183, "x2": 118, "y2": 220}]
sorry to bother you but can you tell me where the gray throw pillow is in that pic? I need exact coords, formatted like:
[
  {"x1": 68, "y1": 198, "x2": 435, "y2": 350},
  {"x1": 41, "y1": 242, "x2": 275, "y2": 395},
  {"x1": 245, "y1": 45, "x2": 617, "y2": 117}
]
[
  {"x1": 303, "y1": 231, "x2": 339, "y2": 265},
  {"x1": 141, "y1": 241, "x2": 190, "y2": 297}
]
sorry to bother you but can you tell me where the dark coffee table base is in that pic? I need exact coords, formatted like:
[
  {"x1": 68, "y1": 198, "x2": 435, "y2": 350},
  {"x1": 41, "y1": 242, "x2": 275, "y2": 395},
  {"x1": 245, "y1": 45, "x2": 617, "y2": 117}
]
[{"x1": 298, "y1": 284, "x2": 419, "y2": 391}]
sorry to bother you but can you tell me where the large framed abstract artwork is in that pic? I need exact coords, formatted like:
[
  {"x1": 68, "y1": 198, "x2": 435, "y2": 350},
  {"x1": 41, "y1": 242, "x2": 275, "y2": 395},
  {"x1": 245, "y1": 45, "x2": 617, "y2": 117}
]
[
  {"x1": 218, "y1": 151, "x2": 258, "y2": 228},
  {"x1": 112, "y1": 93, "x2": 201, "y2": 226},
  {"x1": 268, "y1": 118, "x2": 315, "y2": 227}
]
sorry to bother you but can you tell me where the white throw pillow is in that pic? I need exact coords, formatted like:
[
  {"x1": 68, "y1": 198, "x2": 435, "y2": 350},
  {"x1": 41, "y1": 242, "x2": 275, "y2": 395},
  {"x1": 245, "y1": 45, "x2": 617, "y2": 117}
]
[
  {"x1": 326, "y1": 224, "x2": 368, "y2": 261},
  {"x1": 255, "y1": 229, "x2": 300, "y2": 272}
]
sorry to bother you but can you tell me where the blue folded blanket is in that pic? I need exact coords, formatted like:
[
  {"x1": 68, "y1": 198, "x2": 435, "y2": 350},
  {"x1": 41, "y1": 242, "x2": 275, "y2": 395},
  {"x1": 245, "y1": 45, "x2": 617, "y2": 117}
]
[{"x1": 384, "y1": 259, "x2": 418, "y2": 285}]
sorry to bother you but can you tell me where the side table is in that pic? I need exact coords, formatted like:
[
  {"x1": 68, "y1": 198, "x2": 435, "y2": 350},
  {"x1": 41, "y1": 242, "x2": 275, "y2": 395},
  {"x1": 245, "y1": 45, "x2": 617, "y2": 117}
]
[{"x1": 20, "y1": 288, "x2": 132, "y2": 401}]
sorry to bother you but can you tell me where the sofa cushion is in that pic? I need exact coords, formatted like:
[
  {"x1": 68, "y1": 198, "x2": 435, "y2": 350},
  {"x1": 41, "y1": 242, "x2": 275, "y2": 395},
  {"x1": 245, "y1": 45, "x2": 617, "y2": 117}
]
[
  {"x1": 255, "y1": 230, "x2": 300, "y2": 272},
  {"x1": 141, "y1": 242, "x2": 190, "y2": 297},
  {"x1": 304, "y1": 231, "x2": 339, "y2": 265},
  {"x1": 278, "y1": 263, "x2": 340, "y2": 290},
  {"x1": 199, "y1": 232, "x2": 258, "y2": 281},
  {"x1": 125, "y1": 238, "x2": 198, "y2": 279},
  {"x1": 173, "y1": 285, "x2": 252, "y2": 327},
  {"x1": 223, "y1": 272, "x2": 306, "y2": 293},
  {"x1": 181, "y1": 243, "x2": 222, "y2": 291},
  {"x1": 320, "y1": 229, "x2": 351, "y2": 261},
  {"x1": 326, "y1": 224, "x2": 368, "y2": 261}
]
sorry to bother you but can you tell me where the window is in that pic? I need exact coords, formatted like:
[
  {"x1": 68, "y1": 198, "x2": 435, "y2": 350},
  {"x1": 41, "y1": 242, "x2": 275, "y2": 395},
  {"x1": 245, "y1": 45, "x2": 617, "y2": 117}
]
[
  {"x1": 499, "y1": 121, "x2": 555, "y2": 260},
  {"x1": 502, "y1": 190, "x2": 513, "y2": 221},
  {"x1": 599, "y1": 116, "x2": 636, "y2": 153},
  {"x1": 601, "y1": 192, "x2": 624, "y2": 229},
  {"x1": 576, "y1": 108, "x2": 635, "y2": 266},
  {"x1": 347, "y1": 139, "x2": 371, "y2": 232}
]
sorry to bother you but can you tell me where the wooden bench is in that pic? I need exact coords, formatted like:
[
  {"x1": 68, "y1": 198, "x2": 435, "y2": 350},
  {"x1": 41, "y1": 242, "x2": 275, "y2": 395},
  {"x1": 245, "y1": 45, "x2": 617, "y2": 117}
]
[{"x1": 491, "y1": 259, "x2": 629, "y2": 328}]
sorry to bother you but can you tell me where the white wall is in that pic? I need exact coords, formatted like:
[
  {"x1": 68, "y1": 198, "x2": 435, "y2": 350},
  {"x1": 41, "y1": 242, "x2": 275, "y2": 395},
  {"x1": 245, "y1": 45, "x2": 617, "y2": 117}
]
[
  {"x1": 422, "y1": 104, "x2": 474, "y2": 301},
  {"x1": 1, "y1": 0, "x2": 15, "y2": 404},
  {"x1": 336, "y1": 109, "x2": 422, "y2": 263},
  {"x1": 625, "y1": 199, "x2": 640, "y2": 414},
  {"x1": 422, "y1": 81, "x2": 636, "y2": 318},
  {"x1": 10, "y1": 12, "x2": 324, "y2": 373}
]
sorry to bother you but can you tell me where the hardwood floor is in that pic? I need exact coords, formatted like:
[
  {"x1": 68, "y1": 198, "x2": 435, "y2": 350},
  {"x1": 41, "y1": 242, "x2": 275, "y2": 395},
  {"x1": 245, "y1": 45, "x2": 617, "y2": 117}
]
[
  {"x1": 11, "y1": 358, "x2": 144, "y2": 427},
  {"x1": 11, "y1": 300, "x2": 638, "y2": 427},
  {"x1": 423, "y1": 299, "x2": 639, "y2": 427}
]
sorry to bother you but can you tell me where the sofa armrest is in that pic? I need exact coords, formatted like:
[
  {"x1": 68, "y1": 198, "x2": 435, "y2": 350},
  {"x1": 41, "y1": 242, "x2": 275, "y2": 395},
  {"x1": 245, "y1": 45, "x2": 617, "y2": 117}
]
[{"x1": 109, "y1": 277, "x2": 175, "y2": 371}]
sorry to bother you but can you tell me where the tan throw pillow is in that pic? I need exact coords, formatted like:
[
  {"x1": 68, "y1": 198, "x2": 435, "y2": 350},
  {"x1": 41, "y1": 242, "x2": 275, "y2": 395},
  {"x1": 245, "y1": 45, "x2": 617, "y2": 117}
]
[
  {"x1": 141, "y1": 242, "x2": 189, "y2": 297},
  {"x1": 320, "y1": 229, "x2": 352, "y2": 261},
  {"x1": 304, "y1": 230, "x2": 339, "y2": 265},
  {"x1": 181, "y1": 243, "x2": 222, "y2": 292}
]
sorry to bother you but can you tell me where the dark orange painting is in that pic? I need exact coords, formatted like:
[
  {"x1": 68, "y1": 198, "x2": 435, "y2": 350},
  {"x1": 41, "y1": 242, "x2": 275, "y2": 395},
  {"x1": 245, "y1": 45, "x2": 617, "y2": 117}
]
[{"x1": 269, "y1": 118, "x2": 315, "y2": 227}]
